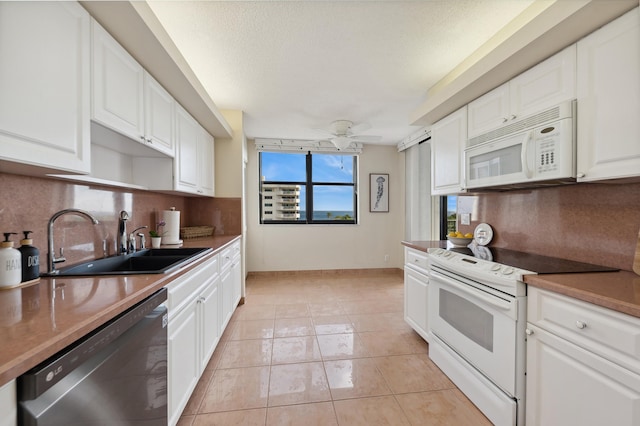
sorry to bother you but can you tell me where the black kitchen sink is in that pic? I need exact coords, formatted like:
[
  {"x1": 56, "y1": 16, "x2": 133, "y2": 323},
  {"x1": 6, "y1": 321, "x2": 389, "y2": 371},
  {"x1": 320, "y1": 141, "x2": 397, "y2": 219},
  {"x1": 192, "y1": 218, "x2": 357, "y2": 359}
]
[{"x1": 44, "y1": 247, "x2": 212, "y2": 276}]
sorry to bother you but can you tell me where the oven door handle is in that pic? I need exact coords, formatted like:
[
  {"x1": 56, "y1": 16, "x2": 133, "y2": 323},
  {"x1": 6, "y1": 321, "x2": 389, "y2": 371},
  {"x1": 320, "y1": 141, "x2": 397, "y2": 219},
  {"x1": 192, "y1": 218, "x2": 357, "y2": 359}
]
[{"x1": 430, "y1": 270, "x2": 514, "y2": 313}]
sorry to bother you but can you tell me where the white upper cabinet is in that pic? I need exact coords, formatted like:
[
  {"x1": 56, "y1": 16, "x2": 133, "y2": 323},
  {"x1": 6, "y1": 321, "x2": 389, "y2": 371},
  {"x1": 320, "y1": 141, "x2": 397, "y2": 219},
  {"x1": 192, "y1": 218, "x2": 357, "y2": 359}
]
[
  {"x1": 576, "y1": 7, "x2": 640, "y2": 182},
  {"x1": 199, "y1": 129, "x2": 215, "y2": 197},
  {"x1": 0, "y1": 1, "x2": 90, "y2": 175},
  {"x1": 92, "y1": 19, "x2": 145, "y2": 142},
  {"x1": 468, "y1": 45, "x2": 576, "y2": 141},
  {"x1": 174, "y1": 104, "x2": 215, "y2": 196},
  {"x1": 431, "y1": 106, "x2": 467, "y2": 195},
  {"x1": 175, "y1": 105, "x2": 200, "y2": 193},
  {"x1": 92, "y1": 19, "x2": 175, "y2": 157},
  {"x1": 144, "y1": 73, "x2": 175, "y2": 157}
]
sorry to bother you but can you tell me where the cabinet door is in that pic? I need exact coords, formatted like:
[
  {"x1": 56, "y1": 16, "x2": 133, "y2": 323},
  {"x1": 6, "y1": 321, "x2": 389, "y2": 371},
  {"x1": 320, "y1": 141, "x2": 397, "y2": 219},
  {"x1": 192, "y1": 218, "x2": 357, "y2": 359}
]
[
  {"x1": 404, "y1": 267, "x2": 429, "y2": 342},
  {"x1": 467, "y1": 84, "x2": 510, "y2": 139},
  {"x1": 92, "y1": 19, "x2": 145, "y2": 143},
  {"x1": 526, "y1": 324, "x2": 640, "y2": 426},
  {"x1": 231, "y1": 256, "x2": 242, "y2": 307},
  {"x1": 168, "y1": 300, "x2": 199, "y2": 426},
  {"x1": 0, "y1": 1, "x2": 90, "y2": 175},
  {"x1": 198, "y1": 128, "x2": 215, "y2": 196},
  {"x1": 577, "y1": 8, "x2": 640, "y2": 182},
  {"x1": 199, "y1": 276, "x2": 221, "y2": 372},
  {"x1": 431, "y1": 107, "x2": 467, "y2": 195},
  {"x1": 175, "y1": 104, "x2": 200, "y2": 193},
  {"x1": 510, "y1": 45, "x2": 576, "y2": 120},
  {"x1": 144, "y1": 72, "x2": 175, "y2": 157},
  {"x1": 220, "y1": 268, "x2": 234, "y2": 332},
  {"x1": 0, "y1": 380, "x2": 16, "y2": 426}
]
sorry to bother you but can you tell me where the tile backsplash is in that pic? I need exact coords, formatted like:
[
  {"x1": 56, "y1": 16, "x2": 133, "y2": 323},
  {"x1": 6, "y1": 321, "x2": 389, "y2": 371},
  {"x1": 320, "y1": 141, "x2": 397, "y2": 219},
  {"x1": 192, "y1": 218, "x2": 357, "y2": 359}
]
[
  {"x1": 457, "y1": 182, "x2": 640, "y2": 271},
  {"x1": 0, "y1": 173, "x2": 240, "y2": 271}
]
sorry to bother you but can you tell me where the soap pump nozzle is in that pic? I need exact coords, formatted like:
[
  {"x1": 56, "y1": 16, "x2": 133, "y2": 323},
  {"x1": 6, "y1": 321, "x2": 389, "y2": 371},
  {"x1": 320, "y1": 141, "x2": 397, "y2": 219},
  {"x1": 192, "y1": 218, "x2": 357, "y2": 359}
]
[
  {"x1": 21, "y1": 231, "x2": 33, "y2": 244},
  {"x1": 2, "y1": 232, "x2": 17, "y2": 247}
]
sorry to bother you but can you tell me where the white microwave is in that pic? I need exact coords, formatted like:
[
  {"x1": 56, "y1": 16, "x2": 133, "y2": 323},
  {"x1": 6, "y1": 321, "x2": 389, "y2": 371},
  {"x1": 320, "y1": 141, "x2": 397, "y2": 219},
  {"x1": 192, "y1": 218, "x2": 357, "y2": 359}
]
[{"x1": 464, "y1": 101, "x2": 576, "y2": 190}]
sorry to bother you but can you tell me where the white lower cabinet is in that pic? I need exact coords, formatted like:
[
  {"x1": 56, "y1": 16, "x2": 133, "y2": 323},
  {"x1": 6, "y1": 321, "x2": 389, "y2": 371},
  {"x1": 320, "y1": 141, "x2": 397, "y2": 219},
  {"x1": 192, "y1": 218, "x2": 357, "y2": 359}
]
[
  {"x1": 0, "y1": 380, "x2": 16, "y2": 426},
  {"x1": 526, "y1": 287, "x2": 640, "y2": 426},
  {"x1": 168, "y1": 296, "x2": 199, "y2": 426},
  {"x1": 403, "y1": 247, "x2": 429, "y2": 342},
  {"x1": 167, "y1": 254, "x2": 221, "y2": 426},
  {"x1": 219, "y1": 240, "x2": 242, "y2": 332},
  {"x1": 167, "y1": 239, "x2": 241, "y2": 425}
]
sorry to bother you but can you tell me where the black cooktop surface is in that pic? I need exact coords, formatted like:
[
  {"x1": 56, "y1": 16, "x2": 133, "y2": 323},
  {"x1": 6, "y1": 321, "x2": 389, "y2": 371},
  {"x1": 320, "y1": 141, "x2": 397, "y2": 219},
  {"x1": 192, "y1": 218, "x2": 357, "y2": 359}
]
[{"x1": 448, "y1": 246, "x2": 618, "y2": 274}]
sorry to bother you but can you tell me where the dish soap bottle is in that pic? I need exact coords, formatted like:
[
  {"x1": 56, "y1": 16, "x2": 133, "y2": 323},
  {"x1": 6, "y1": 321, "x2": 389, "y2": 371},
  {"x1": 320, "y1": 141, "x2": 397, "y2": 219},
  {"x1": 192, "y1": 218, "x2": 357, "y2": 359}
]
[
  {"x1": 0, "y1": 232, "x2": 22, "y2": 287},
  {"x1": 19, "y1": 231, "x2": 39, "y2": 282}
]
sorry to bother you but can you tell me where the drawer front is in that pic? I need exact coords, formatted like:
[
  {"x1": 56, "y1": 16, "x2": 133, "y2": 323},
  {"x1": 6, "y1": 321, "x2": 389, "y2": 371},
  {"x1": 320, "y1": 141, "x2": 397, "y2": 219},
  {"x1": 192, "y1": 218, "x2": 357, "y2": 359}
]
[
  {"x1": 220, "y1": 246, "x2": 233, "y2": 271},
  {"x1": 405, "y1": 247, "x2": 429, "y2": 275},
  {"x1": 528, "y1": 287, "x2": 640, "y2": 374},
  {"x1": 167, "y1": 254, "x2": 219, "y2": 314},
  {"x1": 231, "y1": 240, "x2": 241, "y2": 261}
]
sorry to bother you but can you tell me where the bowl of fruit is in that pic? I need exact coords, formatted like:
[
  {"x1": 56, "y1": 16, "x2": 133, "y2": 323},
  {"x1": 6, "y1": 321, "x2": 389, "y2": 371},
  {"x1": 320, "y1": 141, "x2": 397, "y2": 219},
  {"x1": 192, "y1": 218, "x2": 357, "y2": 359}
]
[{"x1": 447, "y1": 231, "x2": 474, "y2": 247}]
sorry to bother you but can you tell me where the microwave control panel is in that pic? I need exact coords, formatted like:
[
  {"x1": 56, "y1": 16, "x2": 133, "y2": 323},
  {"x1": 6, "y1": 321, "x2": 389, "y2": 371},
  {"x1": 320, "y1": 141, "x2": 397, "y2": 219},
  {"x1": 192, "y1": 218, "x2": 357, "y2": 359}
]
[{"x1": 533, "y1": 118, "x2": 572, "y2": 176}]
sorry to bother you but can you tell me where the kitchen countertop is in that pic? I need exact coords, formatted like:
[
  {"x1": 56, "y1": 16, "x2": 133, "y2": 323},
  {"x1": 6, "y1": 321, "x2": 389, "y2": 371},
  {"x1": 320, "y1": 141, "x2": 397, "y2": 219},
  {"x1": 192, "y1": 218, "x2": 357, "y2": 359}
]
[
  {"x1": 402, "y1": 240, "x2": 640, "y2": 319},
  {"x1": 0, "y1": 235, "x2": 240, "y2": 387}
]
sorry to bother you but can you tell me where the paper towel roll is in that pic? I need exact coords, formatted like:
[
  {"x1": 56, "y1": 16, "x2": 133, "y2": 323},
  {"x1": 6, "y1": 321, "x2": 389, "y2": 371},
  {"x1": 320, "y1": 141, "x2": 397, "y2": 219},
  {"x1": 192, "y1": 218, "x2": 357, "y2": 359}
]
[{"x1": 163, "y1": 208, "x2": 182, "y2": 245}]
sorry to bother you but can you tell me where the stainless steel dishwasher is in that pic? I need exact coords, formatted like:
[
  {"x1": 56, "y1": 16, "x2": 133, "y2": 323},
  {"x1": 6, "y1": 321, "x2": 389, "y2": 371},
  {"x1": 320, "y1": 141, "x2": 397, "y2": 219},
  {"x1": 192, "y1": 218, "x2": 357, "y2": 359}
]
[{"x1": 18, "y1": 288, "x2": 168, "y2": 425}]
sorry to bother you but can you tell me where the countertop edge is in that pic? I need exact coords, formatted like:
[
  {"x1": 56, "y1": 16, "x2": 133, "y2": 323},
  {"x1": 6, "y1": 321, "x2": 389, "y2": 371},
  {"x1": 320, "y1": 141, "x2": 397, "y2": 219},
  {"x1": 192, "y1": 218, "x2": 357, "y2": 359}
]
[{"x1": 0, "y1": 235, "x2": 241, "y2": 387}]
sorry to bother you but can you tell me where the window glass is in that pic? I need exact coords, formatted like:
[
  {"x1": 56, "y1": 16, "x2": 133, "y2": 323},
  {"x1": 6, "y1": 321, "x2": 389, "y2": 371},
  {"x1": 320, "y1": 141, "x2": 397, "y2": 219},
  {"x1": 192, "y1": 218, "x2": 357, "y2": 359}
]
[
  {"x1": 261, "y1": 152, "x2": 306, "y2": 182},
  {"x1": 312, "y1": 155, "x2": 354, "y2": 183},
  {"x1": 312, "y1": 185, "x2": 355, "y2": 220}
]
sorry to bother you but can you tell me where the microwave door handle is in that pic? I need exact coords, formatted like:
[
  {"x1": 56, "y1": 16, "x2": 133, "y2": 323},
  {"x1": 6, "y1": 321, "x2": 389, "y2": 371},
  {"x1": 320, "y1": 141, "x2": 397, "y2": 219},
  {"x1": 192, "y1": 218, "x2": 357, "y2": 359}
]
[{"x1": 521, "y1": 131, "x2": 533, "y2": 179}]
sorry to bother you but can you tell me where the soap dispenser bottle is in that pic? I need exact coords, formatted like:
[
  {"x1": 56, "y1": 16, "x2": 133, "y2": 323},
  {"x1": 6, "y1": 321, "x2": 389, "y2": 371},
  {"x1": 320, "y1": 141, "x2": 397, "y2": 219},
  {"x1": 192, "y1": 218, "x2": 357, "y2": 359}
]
[
  {"x1": 19, "y1": 231, "x2": 39, "y2": 282},
  {"x1": 0, "y1": 232, "x2": 22, "y2": 287}
]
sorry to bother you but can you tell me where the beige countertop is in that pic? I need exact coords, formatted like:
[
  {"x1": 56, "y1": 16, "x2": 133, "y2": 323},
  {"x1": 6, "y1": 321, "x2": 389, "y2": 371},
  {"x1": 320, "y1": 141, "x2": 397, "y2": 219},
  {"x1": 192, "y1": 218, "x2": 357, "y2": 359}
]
[
  {"x1": 0, "y1": 235, "x2": 240, "y2": 387},
  {"x1": 402, "y1": 240, "x2": 640, "y2": 319}
]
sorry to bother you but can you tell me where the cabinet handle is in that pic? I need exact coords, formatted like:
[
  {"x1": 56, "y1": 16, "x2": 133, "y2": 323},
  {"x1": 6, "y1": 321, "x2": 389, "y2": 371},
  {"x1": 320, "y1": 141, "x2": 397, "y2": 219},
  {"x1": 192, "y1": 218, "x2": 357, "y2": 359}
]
[
  {"x1": 510, "y1": 114, "x2": 517, "y2": 120},
  {"x1": 525, "y1": 328, "x2": 534, "y2": 336},
  {"x1": 502, "y1": 117, "x2": 508, "y2": 123},
  {"x1": 575, "y1": 321, "x2": 587, "y2": 329},
  {"x1": 577, "y1": 173, "x2": 585, "y2": 178},
  {"x1": 146, "y1": 138, "x2": 153, "y2": 144},
  {"x1": 139, "y1": 136, "x2": 145, "y2": 142}
]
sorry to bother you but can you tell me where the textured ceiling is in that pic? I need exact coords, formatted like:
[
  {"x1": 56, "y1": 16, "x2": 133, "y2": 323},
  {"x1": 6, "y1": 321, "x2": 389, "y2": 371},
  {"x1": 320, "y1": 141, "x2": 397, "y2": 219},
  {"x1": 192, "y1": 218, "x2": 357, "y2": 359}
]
[{"x1": 148, "y1": 0, "x2": 535, "y2": 145}]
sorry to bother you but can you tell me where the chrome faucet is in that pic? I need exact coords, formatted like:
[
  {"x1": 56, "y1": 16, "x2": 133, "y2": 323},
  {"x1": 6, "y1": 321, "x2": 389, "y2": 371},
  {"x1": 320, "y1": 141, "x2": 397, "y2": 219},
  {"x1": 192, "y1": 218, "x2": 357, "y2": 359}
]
[
  {"x1": 117, "y1": 211, "x2": 129, "y2": 255},
  {"x1": 128, "y1": 226, "x2": 148, "y2": 253},
  {"x1": 47, "y1": 209, "x2": 99, "y2": 274}
]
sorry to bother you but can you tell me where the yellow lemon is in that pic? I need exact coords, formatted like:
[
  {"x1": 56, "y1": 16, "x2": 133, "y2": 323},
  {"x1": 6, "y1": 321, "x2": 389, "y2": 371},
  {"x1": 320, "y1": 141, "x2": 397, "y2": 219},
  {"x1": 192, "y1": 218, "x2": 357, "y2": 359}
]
[
  {"x1": 464, "y1": 233, "x2": 473, "y2": 238},
  {"x1": 448, "y1": 231, "x2": 456, "y2": 237}
]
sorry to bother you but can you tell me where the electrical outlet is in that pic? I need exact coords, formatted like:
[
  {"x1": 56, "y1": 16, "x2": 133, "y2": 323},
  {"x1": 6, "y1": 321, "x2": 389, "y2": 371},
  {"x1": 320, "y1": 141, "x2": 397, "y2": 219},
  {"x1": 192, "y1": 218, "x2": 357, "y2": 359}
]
[
  {"x1": 384, "y1": 254, "x2": 389, "y2": 262},
  {"x1": 461, "y1": 213, "x2": 471, "y2": 225}
]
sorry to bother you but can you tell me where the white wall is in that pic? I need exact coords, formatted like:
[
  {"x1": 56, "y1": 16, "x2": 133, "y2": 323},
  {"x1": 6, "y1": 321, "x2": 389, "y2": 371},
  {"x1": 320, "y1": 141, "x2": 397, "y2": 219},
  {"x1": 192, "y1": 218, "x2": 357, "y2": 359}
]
[{"x1": 246, "y1": 142, "x2": 405, "y2": 272}]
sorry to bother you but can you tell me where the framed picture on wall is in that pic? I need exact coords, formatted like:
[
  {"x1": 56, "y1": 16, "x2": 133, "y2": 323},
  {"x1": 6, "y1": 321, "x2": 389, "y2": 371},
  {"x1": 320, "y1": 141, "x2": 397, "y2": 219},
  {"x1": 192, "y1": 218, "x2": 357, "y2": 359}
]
[{"x1": 370, "y1": 173, "x2": 389, "y2": 212}]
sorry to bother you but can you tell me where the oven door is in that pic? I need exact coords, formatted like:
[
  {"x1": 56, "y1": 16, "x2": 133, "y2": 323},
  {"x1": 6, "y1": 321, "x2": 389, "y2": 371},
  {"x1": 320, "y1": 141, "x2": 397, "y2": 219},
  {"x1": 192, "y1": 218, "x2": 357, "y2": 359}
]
[{"x1": 428, "y1": 267, "x2": 519, "y2": 397}]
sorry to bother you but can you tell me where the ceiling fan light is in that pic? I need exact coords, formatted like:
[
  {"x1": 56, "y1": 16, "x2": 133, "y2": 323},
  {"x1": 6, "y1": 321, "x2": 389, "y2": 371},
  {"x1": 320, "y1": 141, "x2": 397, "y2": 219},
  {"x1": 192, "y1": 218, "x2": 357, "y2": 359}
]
[{"x1": 331, "y1": 136, "x2": 352, "y2": 150}]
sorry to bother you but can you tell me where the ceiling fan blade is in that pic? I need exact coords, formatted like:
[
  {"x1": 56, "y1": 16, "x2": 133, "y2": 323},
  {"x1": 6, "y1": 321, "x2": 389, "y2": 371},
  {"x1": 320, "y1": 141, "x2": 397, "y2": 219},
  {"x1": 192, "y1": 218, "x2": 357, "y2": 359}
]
[
  {"x1": 350, "y1": 122, "x2": 371, "y2": 134},
  {"x1": 350, "y1": 135, "x2": 381, "y2": 143}
]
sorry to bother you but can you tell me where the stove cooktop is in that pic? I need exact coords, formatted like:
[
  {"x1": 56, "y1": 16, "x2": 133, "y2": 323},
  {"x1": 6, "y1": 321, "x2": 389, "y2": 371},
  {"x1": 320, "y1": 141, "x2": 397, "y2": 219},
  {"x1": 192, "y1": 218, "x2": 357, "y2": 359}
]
[{"x1": 448, "y1": 246, "x2": 618, "y2": 274}]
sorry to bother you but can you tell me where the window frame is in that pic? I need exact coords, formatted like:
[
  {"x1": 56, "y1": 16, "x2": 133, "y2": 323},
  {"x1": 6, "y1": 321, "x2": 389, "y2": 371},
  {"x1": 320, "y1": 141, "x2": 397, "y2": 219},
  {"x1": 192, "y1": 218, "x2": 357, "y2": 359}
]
[{"x1": 259, "y1": 151, "x2": 358, "y2": 225}]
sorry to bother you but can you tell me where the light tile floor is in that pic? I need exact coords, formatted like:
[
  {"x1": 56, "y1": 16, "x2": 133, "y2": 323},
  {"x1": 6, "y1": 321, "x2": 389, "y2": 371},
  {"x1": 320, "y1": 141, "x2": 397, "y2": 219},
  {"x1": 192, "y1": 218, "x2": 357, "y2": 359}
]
[{"x1": 177, "y1": 272, "x2": 492, "y2": 426}]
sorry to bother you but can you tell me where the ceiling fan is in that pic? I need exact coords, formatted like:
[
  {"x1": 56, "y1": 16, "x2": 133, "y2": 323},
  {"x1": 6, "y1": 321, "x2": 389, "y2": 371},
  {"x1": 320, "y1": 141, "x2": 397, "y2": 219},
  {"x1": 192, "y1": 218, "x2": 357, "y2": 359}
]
[{"x1": 315, "y1": 120, "x2": 382, "y2": 150}]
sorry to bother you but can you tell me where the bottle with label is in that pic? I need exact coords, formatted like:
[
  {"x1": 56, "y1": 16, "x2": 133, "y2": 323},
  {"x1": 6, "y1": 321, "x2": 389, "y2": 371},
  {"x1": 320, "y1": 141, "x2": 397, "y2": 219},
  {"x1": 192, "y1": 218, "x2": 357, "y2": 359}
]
[
  {"x1": 0, "y1": 232, "x2": 22, "y2": 287},
  {"x1": 19, "y1": 231, "x2": 39, "y2": 282}
]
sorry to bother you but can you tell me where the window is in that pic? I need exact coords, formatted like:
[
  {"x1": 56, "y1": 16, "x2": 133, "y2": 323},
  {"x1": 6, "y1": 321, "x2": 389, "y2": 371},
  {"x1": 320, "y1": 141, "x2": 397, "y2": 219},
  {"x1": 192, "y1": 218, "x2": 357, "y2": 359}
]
[
  {"x1": 260, "y1": 151, "x2": 357, "y2": 224},
  {"x1": 439, "y1": 195, "x2": 457, "y2": 239}
]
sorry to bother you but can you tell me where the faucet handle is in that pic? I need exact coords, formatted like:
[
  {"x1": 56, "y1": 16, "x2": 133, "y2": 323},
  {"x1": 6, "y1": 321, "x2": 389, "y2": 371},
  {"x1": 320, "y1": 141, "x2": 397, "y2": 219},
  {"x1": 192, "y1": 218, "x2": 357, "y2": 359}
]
[
  {"x1": 53, "y1": 247, "x2": 66, "y2": 264},
  {"x1": 137, "y1": 233, "x2": 146, "y2": 249}
]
